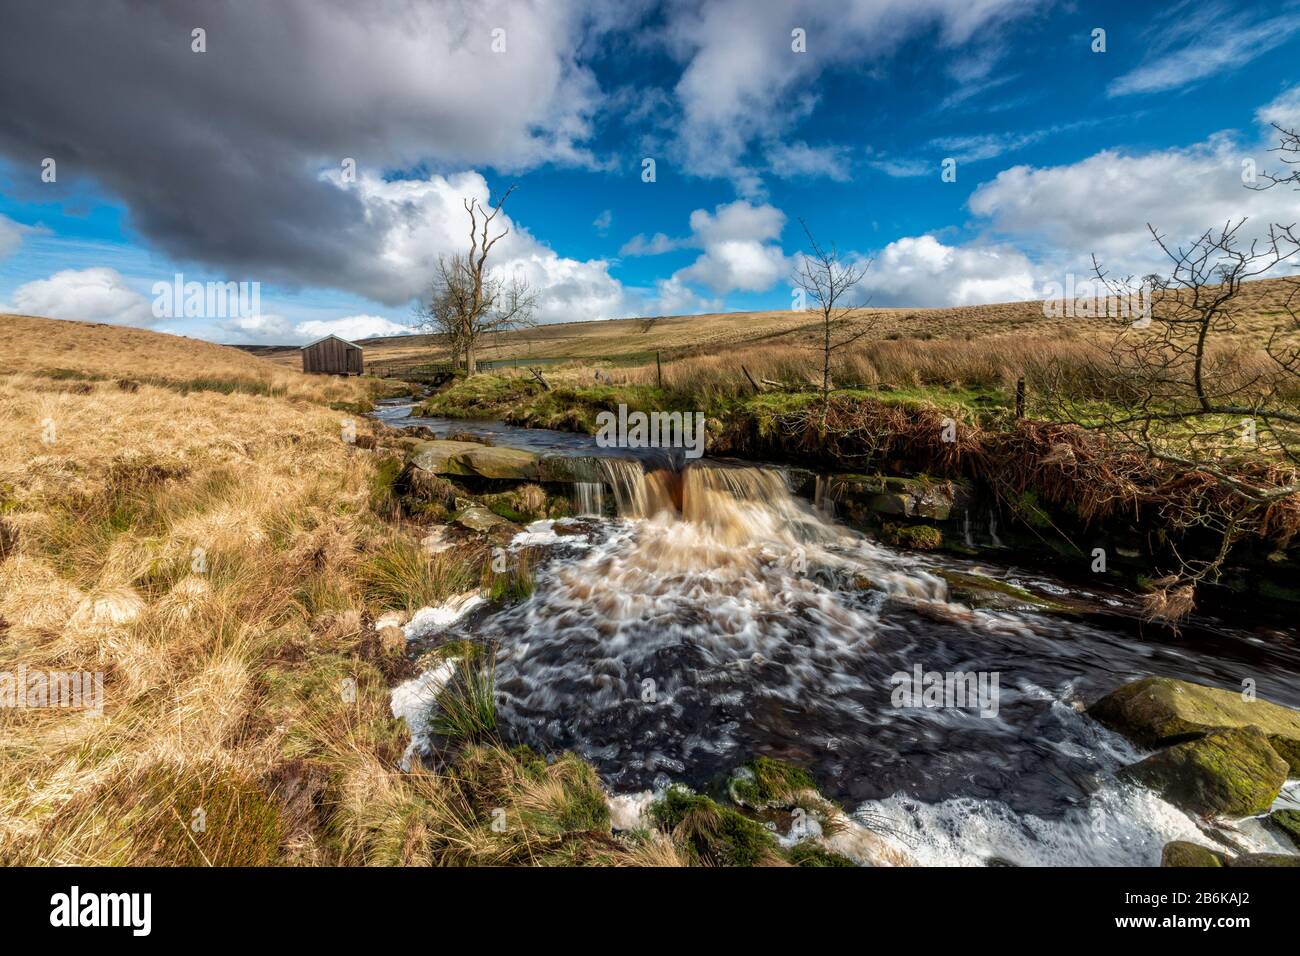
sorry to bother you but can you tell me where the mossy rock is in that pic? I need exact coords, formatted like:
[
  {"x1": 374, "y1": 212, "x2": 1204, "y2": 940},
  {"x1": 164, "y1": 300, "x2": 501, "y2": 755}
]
[
  {"x1": 1089, "y1": 677, "x2": 1300, "y2": 774},
  {"x1": 1228, "y1": 852, "x2": 1300, "y2": 867},
  {"x1": 727, "y1": 756, "x2": 818, "y2": 810},
  {"x1": 1270, "y1": 809, "x2": 1300, "y2": 849},
  {"x1": 881, "y1": 522, "x2": 943, "y2": 550},
  {"x1": 939, "y1": 570, "x2": 1062, "y2": 611},
  {"x1": 1120, "y1": 725, "x2": 1289, "y2": 817},
  {"x1": 1160, "y1": 840, "x2": 1225, "y2": 867}
]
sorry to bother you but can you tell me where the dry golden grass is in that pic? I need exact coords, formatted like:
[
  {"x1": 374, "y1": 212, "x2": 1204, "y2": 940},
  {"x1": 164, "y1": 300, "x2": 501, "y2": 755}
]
[
  {"x1": 253, "y1": 276, "x2": 1299, "y2": 377},
  {"x1": 0, "y1": 313, "x2": 375, "y2": 406},
  {"x1": 0, "y1": 366, "x2": 395, "y2": 863},
  {"x1": 0, "y1": 315, "x2": 666, "y2": 866}
]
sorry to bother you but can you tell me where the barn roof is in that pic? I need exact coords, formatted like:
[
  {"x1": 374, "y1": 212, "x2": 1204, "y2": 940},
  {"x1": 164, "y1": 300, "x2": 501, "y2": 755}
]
[{"x1": 299, "y1": 333, "x2": 362, "y2": 350}]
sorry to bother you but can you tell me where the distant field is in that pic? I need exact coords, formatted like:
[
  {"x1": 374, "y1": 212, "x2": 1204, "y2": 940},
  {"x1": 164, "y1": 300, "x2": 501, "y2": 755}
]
[
  {"x1": 241, "y1": 277, "x2": 1298, "y2": 377},
  {"x1": 0, "y1": 313, "x2": 378, "y2": 405}
]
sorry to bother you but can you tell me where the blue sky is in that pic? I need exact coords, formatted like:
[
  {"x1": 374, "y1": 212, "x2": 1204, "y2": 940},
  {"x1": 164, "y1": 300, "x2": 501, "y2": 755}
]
[{"x1": 2, "y1": 0, "x2": 1300, "y2": 344}]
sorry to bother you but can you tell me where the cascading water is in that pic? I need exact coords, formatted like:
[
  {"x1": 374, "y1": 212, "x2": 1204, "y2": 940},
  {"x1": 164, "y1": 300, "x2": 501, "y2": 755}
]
[
  {"x1": 571, "y1": 482, "x2": 605, "y2": 517},
  {"x1": 396, "y1": 438, "x2": 1300, "y2": 865}
]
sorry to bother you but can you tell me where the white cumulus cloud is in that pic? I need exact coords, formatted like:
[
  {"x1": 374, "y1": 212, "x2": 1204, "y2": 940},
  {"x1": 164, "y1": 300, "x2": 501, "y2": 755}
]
[
  {"x1": 968, "y1": 131, "x2": 1300, "y2": 278},
  {"x1": 295, "y1": 315, "x2": 410, "y2": 343},
  {"x1": 860, "y1": 236, "x2": 1039, "y2": 307},
  {"x1": 326, "y1": 170, "x2": 634, "y2": 322},
  {"x1": 10, "y1": 267, "x2": 155, "y2": 326}
]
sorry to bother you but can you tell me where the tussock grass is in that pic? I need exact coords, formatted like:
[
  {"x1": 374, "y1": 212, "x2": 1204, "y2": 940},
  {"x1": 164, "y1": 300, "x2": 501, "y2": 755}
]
[{"x1": 0, "y1": 317, "x2": 709, "y2": 867}]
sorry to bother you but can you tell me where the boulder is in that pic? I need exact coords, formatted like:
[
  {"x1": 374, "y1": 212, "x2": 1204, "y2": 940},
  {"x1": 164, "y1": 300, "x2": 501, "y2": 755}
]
[
  {"x1": 827, "y1": 474, "x2": 965, "y2": 522},
  {"x1": 1270, "y1": 809, "x2": 1300, "y2": 849},
  {"x1": 409, "y1": 440, "x2": 487, "y2": 476},
  {"x1": 454, "y1": 505, "x2": 510, "y2": 533},
  {"x1": 457, "y1": 446, "x2": 540, "y2": 480},
  {"x1": 1229, "y1": 852, "x2": 1300, "y2": 867},
  {"x1": 1160, "y1": 841, "x2": 1225, "y2": 867},
  {"x1": 1089, "y1": 677, "x2": 1300, "y2": 775},
  {"x1": 1120, "y1": 725, "x2": 1289, "y2": 817},
  {"x1": 408, "y1": 440, "x2": 541, "y2": 480}
]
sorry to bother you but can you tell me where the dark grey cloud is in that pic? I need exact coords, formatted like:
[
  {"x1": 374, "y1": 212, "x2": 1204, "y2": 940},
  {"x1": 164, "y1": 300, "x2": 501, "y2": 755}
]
[{"x1": 0, "y1": 0, "x2": 626, "y2": 303}]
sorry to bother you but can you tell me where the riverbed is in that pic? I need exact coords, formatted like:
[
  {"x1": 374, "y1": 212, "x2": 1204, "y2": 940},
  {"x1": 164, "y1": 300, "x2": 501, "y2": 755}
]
[{"x1": 377, "y1": 400, "x2": 1300, "y2": 865}]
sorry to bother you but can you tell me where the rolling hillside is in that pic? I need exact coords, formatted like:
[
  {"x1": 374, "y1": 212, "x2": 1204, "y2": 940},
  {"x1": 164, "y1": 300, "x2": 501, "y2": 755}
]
[{"x1": 242, "y1": 277, "x2": 1298, "y2": 377}]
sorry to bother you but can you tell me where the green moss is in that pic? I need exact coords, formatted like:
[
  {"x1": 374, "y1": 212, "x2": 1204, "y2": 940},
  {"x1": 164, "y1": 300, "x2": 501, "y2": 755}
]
[
  {"x1": 1270, "y1": 809, "x2": 1300, "y2": 849},
  {"x1": 328, "y1": 398, "x2": 375, "y2": 415},
  {"x1": 368, "y1": 455, "x2": 404, "y2": 516},
  {"x1": 1119, "y1": 725, "x2": 1289, "y2": 817},
  {"x1": 1005, "y1": 489, "x2": 1053, "y2": 529},
  {"x1": 880, "y1": 522, "x2": 943, "y2": 550},
  {"x1": 786, "y1": 842, "x2": 856, "y2": 867},
  {"x1": 938, "y1": 570, "x2": 1064, "y2": 610},
  {"x1": 84, "y1": 761, "x2": 285, "y2": 866},
  {"x1": 648, "y1": 784, "x2": 779, "y2": 866},
  {"x1": 1161, "y1": 841, "x2": 1225, "y2": 867},
  {"x1": 728, "y1": 756, "x2": 817, "y2": 809}
]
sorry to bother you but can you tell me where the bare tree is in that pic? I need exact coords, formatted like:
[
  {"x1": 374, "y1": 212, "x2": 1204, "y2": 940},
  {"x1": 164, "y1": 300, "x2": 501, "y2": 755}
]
[
  {"x1": 1248, "y1": 122, "x2": 1300, "y2": 193},
  {"x1": 414, "y1": 184, "x2": 537, "y2": 374},
  {"x1": 1040, "y1": 218, "x2": 1300, "y2": 608},
  {"x1": 792, "y1": 220, "x2": 872, "y2": 402}
]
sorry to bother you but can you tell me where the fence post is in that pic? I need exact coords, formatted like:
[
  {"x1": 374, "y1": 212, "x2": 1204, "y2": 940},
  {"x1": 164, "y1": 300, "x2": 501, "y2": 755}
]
[
  {"x1": 656, "y1": 351, "x2": 662, "y2": 388},
  {"x1": 1015, "y1": 377, "x2": 1026, "y2": 418}
]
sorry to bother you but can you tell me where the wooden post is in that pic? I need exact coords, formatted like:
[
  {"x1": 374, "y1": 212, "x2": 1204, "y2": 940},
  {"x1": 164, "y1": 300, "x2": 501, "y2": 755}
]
[
  {"x1": 1015, "y1": 377, "x2": 1026, "y2": 418},
  {"x1": 656, "y1": 351, "x2": 662, "y2": 388}
]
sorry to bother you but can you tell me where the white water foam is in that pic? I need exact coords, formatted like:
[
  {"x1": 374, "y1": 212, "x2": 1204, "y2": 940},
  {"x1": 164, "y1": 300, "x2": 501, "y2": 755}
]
[
  {"x1": 390, "y1": 659, "x2": 458, "y2": 770},
  {"x1": 403, "y1": 591, "x2": 485, "y2": 643},
  {"x1": 853, "y1": 779, "x2": 1298, "y2": 866}
]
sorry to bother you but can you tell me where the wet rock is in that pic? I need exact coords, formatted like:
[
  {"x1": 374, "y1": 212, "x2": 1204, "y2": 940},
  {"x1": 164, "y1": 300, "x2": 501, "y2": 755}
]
[
  {"x1": 409, "y1": 440, "x2": 489, "y2": 476},
  {"x1": 1161, "y1": 841, "x2": 1225, "y2": 867},
  {"x1": 1119, "y1": 726, "x2": 1289, "y2": 817},
  {"x1": 1089, "y1": 677, "x2": 1300, "y2": 774},
  {"x1": 829, "y1": 474, "x2": 966, "y2": 522},
  {"x1": 454, "y1": 504, "x2": 510, "y2": 533},
  {"x1": 939, "y1": 570, "x2": 1061, "y2": 611},
  {"x1": 1270, "y1": 809, "x2": 1300, "y2": 849},
  {"x1": 1229, "y1": 852, "x2": 1300, "y2": 867}
]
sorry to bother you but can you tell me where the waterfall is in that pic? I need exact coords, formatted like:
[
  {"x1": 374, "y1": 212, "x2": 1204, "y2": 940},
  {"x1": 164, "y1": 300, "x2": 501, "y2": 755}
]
[{"x1": 571, "y1": 482, "x2": 605, "y2": 516}]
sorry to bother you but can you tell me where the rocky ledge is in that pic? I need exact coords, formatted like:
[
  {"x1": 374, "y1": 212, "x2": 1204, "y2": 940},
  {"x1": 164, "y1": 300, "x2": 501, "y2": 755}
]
[{"x1": 1088, "y1": 677, "x2": 1300, "y2": 829}]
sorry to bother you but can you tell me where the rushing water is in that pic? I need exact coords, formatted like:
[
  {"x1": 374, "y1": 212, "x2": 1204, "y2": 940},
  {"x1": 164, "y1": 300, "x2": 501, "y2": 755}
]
[{"x1": 383, "y1": 405, "x2": 1300, "y2": 864}]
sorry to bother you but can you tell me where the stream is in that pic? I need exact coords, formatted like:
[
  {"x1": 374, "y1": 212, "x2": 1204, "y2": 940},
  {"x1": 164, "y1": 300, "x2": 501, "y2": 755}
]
[{"x1": 377, "y1": 398, "x2": 1300, "y2": 865}]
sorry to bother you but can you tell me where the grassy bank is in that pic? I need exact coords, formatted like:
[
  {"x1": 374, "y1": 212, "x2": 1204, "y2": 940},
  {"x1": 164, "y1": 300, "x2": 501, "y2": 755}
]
[{"x1": 0, "y1": 317, "x2": 861, "y2": 866}]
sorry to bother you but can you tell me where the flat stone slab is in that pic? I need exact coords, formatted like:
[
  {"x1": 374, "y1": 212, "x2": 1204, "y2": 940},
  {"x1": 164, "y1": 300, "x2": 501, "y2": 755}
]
[{"x1": 409, "y1": 440, "x2": 541, "y2": 480}]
